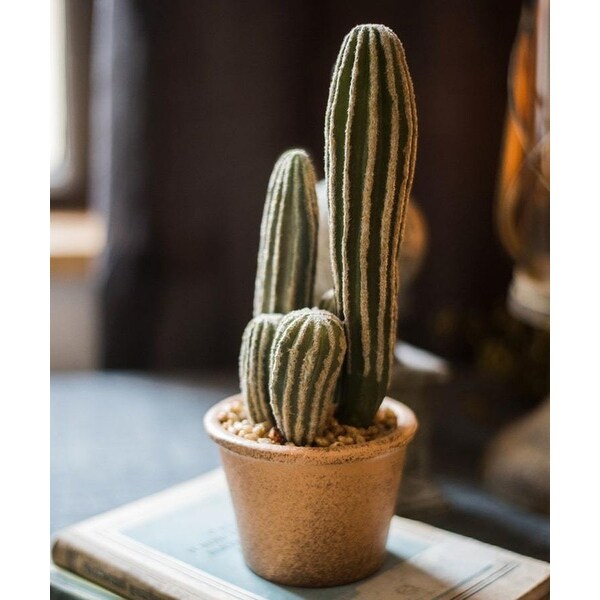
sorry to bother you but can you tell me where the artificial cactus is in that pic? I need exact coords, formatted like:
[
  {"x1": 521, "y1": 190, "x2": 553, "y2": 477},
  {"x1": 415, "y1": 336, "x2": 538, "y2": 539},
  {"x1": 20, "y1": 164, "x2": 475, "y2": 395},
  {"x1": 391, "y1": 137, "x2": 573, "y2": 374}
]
[
  {"x1": 325, "y1": 24, "x2": 418, "y2": 426},
  {"x1": 270, "y1": 308, "x2": 347, "y2": 445},
  {"x1": 253, "y1": 149, "x2": 319, "y2": 317},
  {"x1": 239, "y1": 313, "x2": 283, "y2": 424}
]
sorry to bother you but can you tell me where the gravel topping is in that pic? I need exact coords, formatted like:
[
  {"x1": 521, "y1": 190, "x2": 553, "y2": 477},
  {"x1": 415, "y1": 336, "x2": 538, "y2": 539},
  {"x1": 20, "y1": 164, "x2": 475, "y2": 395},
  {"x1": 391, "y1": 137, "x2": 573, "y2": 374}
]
[{"x1": 217, "y1": 399, "x2": 397, "y2": 447}]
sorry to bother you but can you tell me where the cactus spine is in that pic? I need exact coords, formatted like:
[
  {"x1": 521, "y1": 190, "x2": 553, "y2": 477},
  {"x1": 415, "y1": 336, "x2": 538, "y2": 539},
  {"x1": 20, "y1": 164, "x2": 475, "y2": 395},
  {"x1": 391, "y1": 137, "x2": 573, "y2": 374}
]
[
  {"x1": 239, "y1": 313, "x2": 283, "y2": 424},
  {"x1": 270, "y1": 308, "x2": 346, "y2": 445},
  {"x1": 325, "y1": 24, "x2": 418, "y2": 426},
  {"x1": 253, "y1": 149, "x2": 319, "y2": 317}
]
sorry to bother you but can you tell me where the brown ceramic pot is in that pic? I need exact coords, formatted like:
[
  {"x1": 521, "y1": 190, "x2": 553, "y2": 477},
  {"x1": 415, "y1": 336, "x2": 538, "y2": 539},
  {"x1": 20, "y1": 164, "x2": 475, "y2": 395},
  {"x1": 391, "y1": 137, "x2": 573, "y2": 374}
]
[{"x1": 204, "y1": 395, "x2": 417, "y2": 588}]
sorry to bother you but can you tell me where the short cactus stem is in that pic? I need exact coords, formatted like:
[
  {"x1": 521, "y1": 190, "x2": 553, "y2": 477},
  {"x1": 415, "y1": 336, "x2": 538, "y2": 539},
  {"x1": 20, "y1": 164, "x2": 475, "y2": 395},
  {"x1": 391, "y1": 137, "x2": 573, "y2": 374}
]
[
  {"x1": 239, "y1": 313, "x2": 283, "y2": 424},
  {"x1": 325, "y1": 24, "x2": 418, "y2": 426},
  {"x1": 270, "y1": 308, "x2": 347, "y2": 445},
  {"x1": 253, "y1": 149, "x2": 319, "y2": 317}
]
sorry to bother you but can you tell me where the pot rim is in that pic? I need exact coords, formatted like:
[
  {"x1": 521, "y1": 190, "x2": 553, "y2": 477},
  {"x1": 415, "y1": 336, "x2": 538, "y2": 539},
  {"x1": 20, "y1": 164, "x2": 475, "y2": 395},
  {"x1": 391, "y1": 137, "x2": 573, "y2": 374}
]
[{"x1": 203, "y1": 394, "x2": 417, "y2": 465}]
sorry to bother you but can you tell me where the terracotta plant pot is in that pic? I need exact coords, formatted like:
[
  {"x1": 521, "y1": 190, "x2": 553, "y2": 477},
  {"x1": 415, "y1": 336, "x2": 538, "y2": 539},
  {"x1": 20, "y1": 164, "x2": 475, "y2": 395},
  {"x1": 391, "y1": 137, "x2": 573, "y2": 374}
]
[{"x1": 204, "y1": 395, "x2": 418, "y2": 587}]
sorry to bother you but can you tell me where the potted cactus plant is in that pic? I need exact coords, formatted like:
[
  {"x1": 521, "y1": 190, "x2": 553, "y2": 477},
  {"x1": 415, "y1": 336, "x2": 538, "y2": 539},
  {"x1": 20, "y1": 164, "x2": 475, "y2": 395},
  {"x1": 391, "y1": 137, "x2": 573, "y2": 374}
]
[{"x1": 204, "y1": 24, "x2": 418, "y2": 587}]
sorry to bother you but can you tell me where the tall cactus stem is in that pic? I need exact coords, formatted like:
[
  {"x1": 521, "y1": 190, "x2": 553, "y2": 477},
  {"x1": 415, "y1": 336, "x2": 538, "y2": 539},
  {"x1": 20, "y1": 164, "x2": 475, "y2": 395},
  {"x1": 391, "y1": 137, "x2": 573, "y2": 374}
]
[{"x1": 325, "y1": 24, "x2": 418, "y2": 426}]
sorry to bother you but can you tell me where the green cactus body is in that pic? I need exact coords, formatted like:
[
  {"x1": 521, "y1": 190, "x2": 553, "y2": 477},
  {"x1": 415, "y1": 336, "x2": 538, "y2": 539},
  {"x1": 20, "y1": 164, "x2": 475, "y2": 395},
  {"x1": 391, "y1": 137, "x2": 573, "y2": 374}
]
[
  {"x1": 253, "y1": 149, "x2": 319, "y2": 317},
  {"x1": 325, "y1": 24, "x2": 418, "y2": 426},
  {"x1": 270, "y1": 308, "x2": 347, "y2": 445},
  {"x1": 239, "y1": 313, "x2": 283, "y2": 424}
]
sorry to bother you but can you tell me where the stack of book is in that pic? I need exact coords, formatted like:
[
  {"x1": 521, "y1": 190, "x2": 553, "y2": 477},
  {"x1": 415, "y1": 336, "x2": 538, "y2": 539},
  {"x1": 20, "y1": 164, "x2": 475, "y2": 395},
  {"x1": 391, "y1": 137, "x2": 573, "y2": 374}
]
[{"x1": 51, "y1": 469, "x2": 549, "y2": 600}]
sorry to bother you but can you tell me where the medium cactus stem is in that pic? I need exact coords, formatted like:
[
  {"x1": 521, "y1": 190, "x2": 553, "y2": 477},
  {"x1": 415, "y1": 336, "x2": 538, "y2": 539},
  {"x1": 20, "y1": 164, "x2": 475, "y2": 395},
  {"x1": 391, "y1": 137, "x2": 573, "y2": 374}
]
[
  {"x1": 239, "y1": 313, "x2": 283, "y2": 424},
  {"x1": 325, "y1": 24, "x2": 418, "y2": 426},
  {"x1": 270, "y1": 308, "x2": 346, "y2": 445},
  {"x1": 253, "y1": 149, "x2": 319, "y2": 317}
]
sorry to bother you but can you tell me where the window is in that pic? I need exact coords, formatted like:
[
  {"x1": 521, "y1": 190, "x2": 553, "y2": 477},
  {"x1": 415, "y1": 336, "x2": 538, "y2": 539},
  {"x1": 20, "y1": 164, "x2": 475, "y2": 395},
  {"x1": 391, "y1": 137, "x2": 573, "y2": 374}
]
[{"x1": 50, "y1": 0, "x2": 93, "y2": 207}]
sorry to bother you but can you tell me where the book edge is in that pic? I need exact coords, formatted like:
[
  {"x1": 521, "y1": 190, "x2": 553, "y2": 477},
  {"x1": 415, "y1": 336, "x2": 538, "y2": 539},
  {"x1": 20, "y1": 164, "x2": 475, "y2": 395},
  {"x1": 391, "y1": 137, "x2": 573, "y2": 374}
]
[{"x1": 52, "y1": 529, "x2": 260, "y2": 600}]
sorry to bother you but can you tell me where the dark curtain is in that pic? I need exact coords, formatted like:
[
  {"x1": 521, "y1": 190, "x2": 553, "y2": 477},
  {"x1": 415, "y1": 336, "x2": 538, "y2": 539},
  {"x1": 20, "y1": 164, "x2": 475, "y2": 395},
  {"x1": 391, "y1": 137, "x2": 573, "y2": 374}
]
[{"x1": 91, "y1": 0, "x2": 520, "y2": 370}]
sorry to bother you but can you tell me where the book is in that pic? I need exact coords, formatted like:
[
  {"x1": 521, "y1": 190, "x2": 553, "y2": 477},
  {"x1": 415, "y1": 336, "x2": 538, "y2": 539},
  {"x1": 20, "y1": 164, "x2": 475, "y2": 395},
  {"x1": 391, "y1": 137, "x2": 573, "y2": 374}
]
[
  {"x1": 51, "y1": 564, "x2": 124, "y2": 600},
  {"x1": 52, "y1": 469, "x2": 549, "y2": 600}
]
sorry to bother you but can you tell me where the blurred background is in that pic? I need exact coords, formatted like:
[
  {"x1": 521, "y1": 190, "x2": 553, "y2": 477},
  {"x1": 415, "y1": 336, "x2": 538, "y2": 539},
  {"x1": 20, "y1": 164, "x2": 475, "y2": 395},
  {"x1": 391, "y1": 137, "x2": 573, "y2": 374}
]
[{"x1": 51, "y1": 0, "x2": 549, "y2": 561}]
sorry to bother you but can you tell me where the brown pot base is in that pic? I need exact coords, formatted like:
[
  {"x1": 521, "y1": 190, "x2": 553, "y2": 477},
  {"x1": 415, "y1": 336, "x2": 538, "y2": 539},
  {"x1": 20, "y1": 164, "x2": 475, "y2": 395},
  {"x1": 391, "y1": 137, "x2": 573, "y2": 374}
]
[
  {"x1": 245, "y1": 546, "x2": 386, "y2": 588},
  {"x1": 204, "y1": 395, "x2": 417, "y2": 588}
]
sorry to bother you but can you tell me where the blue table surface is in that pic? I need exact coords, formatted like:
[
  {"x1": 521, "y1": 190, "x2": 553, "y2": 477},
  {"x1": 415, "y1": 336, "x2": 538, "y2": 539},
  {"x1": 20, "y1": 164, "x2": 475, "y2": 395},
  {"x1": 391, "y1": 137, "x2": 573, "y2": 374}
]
[{"x1": 51, "y1": 371, "x2": 237, "y2": 533}]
